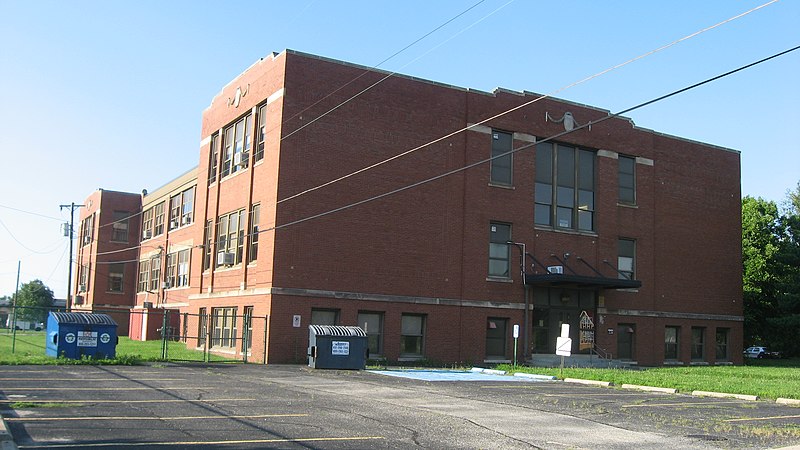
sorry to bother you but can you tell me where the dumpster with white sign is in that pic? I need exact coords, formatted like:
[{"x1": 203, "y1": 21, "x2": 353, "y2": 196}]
[
  {"x1": 308, "y1": 325, "x2": 368, "y2": 369},
  {"x1": 45, "y1": 312, "x2": 118, "y2": 359}
]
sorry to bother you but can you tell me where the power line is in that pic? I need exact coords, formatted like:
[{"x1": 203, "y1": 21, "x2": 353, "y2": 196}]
[
  {"x1": 277, "y1": 0, "x2": 779, "y2": 205},
  {"x1": 0, "y1": 204, "x2": 63, "y2": 221},
  {"x1": 263, "y1": 45, "x2": 800, "y2": 234}
]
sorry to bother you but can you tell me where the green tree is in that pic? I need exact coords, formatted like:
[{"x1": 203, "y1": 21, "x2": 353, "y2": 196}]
[
  {"x1": 742, "y1": 185, "x2": 800, "y2": 356},
  {"x1": 12, "y1": 280, "x2": 54, "y2": 323}
]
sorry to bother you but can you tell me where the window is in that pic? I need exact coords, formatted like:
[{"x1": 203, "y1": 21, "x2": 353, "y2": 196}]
[
  {"x1": 142, "y1": 208, "x2": 153, "y2": 240},
  {"x1": 80, "y1": 214, "x2": 94, "y2": 245},
  {"x1": 535, "y1": 142, "x2": 595, "y2": 231},
  {"x1": 358, "y1": 312, "x2": 384, "y2": 356},
  {"x1": 216, "y1": 209, "x2": 246, "y2": 267},
  {"x1": 149, "y1": 255, "x2": 161, "y2": 292},
  {"x1": 715, "y1": 328, "x2": 730, "y2": 360},
  {"x1": 168, "y1": 187, "x2": 195, "y2": 230},
  {"x1": 400, "y1": 314, "x2": 425, "y2": 358},
  {"x1": 169, "y1": 195, "x2": 181, "y2": 230},
  {"x1": 248, "y1": 204, "x2": 260, "y2": 263},
  {"x1": 221, "y1": 114, "x2": 252, "y2": 178},
  {"x1": 488, "y1": 223, "x2": 511, "y2": 278},
  {"x1": 490, "y1": 130, "x2": 512, "y2": 185},
  {"x1": 181, "y1": 187, "x2": 195, "y2": 226},
  {"x1": 137, "y1": 260, "x2": 150, "y2": 293},
  {"x1": 177, "y1": 249, "x2": 190, "y2": 287},
  {"x1": 78, "y1": 264, "x2": 88, "y2": 291},
  {"x1": 111, "y1": 211, "x2": 129, "y2": 242},
  {"x1": 255, "y1": 104, "x2": 267, "y2": 163},
  {"x1": 165, "y1": 252, "x2": 177, "y2": 288},
  {"x1": 311, "y1": 309, "x2": 339, "y2": 325},
  {"x1": 691, "y1": 327, "x2": 705, "y2": 360},
  {"x1": 665, "y1": 326, "x2": 680, "y2": 360},
  {"x1": 618, "y1": 155, "x2": 636, "y2": 204},
  {"x1": 153, "y1": 202, "x2": 165, "y2": 236},
  {"x1": 108, "y1": 263, "x2": 124, "y2": 292},
  {"x1": 618, "y1": 238, "x2": 635, "y2": 280},
  {"x1": 211, "y1": 306, "x2": 237, "y2": 348},
  {"x1": 198, "y1": 307, "x2": 207, "y2": 348},
  {"x1": 486, "y1": 318, "x2": 508, "y2": 359},
  {"x1": 203, "y1": 220, "x2": 213, "y2": 270},
  {"x1": 242, "y1": 306, "x2": 254, "y2": 353},
  {"x1": 208, "y1": 134, "x2": 219, "y2": 186}
]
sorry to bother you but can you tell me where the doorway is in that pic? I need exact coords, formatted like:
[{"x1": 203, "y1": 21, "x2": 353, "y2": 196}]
[{"x1": 617, "y1": 323, "x2": 636, "y2": 360}]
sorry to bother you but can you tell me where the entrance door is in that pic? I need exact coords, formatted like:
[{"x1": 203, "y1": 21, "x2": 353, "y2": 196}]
[
  {"x1": 617, "y1": 324, "x2": 636, "y2": 360},
  {"x1": 533, "y1": 308, "x2": 579, "y2": 354}
]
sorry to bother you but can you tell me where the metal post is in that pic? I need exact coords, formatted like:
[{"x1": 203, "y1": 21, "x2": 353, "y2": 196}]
[
  {"x1": 60, "y1": 202, "x2": 83, "y2": 312},
  {"x1": 161, "y1": 309, "x2": 168, "y2": 360},
  {"x1": 11, "y1": 261, "x2": 20, "y2": 353},
  {"x1": 262, "y1": 315, "x2": 268, "y2": 365}
]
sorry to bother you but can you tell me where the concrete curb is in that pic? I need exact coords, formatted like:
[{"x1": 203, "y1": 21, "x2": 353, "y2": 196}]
[
  {"x1": 470, "y1": 367, "x2": 507, "y2": 375},
  {"x1": 564, "y1": 378, "x2": 613, "y2": 387},
  {"x1": 776, "y1": 398, "x2": 800, "y2": 406},
  {"x1": 513, "y1": 373, "x2": 557, "y2": 381},
  {"x1": 692, "y1": 390, "x2": 759, "y2": 401},
  {"x1": 1, "y1": 417, "x2": 18, "y2": 450},
  {"x1": 621, "y1": 384, "x2": 678, "y2": 394}
]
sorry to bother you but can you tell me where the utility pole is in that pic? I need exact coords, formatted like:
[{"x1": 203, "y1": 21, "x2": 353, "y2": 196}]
[
  {"x1": 11, "y1": 261, "x2": 20, "y2": 352},
  {"x1": 60, "y1": 202, "x2": 84, "y2": 312}
]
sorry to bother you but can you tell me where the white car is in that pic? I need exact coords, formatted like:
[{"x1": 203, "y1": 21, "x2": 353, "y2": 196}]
[{"x1": 744, "y1": 346, "x2": 780, "y2": 359}]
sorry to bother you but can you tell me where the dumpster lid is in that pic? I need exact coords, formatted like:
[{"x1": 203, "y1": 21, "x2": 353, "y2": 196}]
[
  {"x1": 308, "y1": 325, "x2": 367, "y2": 337},
  {"x1": 50, "y1": 312, "x2": 117, "y2": 326}
]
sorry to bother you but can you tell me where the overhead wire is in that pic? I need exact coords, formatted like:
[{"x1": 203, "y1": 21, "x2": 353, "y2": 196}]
[
  {"x1": 276, "y1": 0, "x2": 779, "y2": 205},
  {"x1": 261, "y1": 45, "x2": 800, "y2": 234}
]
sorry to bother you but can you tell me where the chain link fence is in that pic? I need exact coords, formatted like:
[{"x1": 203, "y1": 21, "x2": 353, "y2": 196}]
[{"x1": 2, "y1": 304, "x2": 268, "y2": 364}]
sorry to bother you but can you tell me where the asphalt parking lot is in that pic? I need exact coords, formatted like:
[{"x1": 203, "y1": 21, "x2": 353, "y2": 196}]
[{"x1": 1, "y1": 364, "x2": 799, "y2": 449}]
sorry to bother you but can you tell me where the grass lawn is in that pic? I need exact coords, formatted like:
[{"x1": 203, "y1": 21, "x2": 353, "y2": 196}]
[
  {"x1": 0, "y1": 330, "x2": 235, "y2": 365},
  {"x1": 497, "y1": 361, "x2": 800, "y2": 400}
]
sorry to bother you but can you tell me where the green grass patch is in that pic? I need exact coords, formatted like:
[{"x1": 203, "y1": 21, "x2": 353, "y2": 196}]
[
  {"x1": 9, "y1": 402, "x2": 75, "y2": 409},
  {"x1": 497, "y1": 361, "x2": 800, "y2": 400},
  {"x1": 0, "y1": 330, "x2": 235, "y2": 365}
]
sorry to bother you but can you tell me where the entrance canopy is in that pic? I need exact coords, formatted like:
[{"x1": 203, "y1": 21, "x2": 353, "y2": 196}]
[{"x1": 524, "y1": 273, "x2": 641, "y2": 290}]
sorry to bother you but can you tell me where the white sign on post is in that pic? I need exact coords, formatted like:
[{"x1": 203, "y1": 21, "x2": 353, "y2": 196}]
[
  {"x1": 513, "y1": 324, "x2": 519, "y2": 339},
  {"x1": 556, "y1": 337, "x2": 572, "y2": 356},
  {"x1": 560, "y1": 323, "x2": 570, "y2": 338}
]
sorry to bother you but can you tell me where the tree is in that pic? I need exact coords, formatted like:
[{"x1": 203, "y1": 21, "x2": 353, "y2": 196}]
[
  {"x1": 742, "y1": 185, "x2": 800, "y2": 356},
  {"x1": 12, "y1": 280, "x2": 54, "y2": 323}
]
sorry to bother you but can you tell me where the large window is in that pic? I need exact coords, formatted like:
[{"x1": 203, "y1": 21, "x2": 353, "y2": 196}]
[
  {"x1": 211, "y1": 306, "x2": 237, "y2": 348},
  {"x1": 153, "y1": 202, "x2": 165, "y2": 237},
  {"x1": 691, "y1": 327, "x2": 705, "y2": 360},
  {"x1": 168, "y1": 187, "x2": 196, "y2": 230},
  {"x1": 311, "y1": 309, "x2": 339, "y2": 325},
  {"x1": 208, "y1": 135, "x2": 219, "y2": 186},
  {"x1": 715, "y1": 328, "x2": 730, "y2": 361},
  {"x1": 486, "y1": 318, "x2": 508, "y2": 359},
  {"x1": 358, "y1": 312, "x2": 384, "y2": 356},
  {"x1": 165, "y1": 249, "x2": 190, "y2": 289},
  {"x1": 488, "y1": 223, "x2": 511, "y2": 278},
  {"x1": 137, "y1": 260, "x2": 150, "y2": 293},
  {"x1": 203, "y1": 220, "x2": 213, "y2": 270},
  {"x1": 216, "y1": 209, "x2": 246, "y2": 267},
  {"x1": 400, "y1": 314, "x2": 425, "y2": 358},
  {"x1": 535, "y1": 142, "x2": 595, "y2": 231},
  {"x1": 108, "y1": 263, "x2": 124, "y2": 293},
  {"x1": 618, "y1": 155, "x2": 636, "y2": 204},
  {"x1": 111, "y1": 211, "x2": 129, "y2": 242},
  {"x1": 221, "y1": 114, "x2": 252, "y2": 178},
  {"x1": 618, "y1": 238, "x2": 635, "y2": 280},
  {"x1": 248, "y1": 204, "x2": 260, "y2": 263},
  {"x1": 255, "y1": 104, "x2": 267, "y2": 163},
  {"x1": 80, "y1": 214, "x2": 94, "y2": 246},
  {"x1": 149, "y1": 255, "x2": 161, "y2": 292},
  {"x1": 142, "y1": 208, "x2": 153, "y2": 240},
  {"x1": 490, "y1": 130, "x2": 512, "y2": 186},
  {"x1": 665, "y1": 326, "x2": 680, "y2": 360}
]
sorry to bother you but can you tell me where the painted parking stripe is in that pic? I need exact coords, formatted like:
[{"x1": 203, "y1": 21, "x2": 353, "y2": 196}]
[
  {"x1": 0, "y1": 398, "x2": 259, "y2": 404},
  {"x1": 622, "y1": 401, "x2": 744, "y2": 408},
  {"x1": 17, "y1": 436, "x2": 385, "y2": 448},
  {"x1": 7, "y1": 414, "x2": 308, "y2": 422},
  {"x1": 1, "y1": 387, "x2": 215, "y2": 391},
  {"x1": 0, "y1": 378, "x2": 188, "y2": 381},
  {"x1": 724, "y1": 414, "x2": 800, "y2": 422}
]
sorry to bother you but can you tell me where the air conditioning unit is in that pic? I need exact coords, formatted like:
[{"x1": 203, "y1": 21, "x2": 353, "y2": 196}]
[
  {"x1": 547, "y1": 265, "x2": 564, "y2": 275},
  {"x1": 78, "y1": 283, "x2": 87, "y2": 292},
  {"x1": 142, "y1": 230, "x2": 152, "y2": 240},
  {"x1": 83, "y1": 235, "x2": 91, "y2": 245},
  {"x1": 182, "y1": 216, "x2": 191, "y2": 225},
  {"x1": 217, "y1": 251, "x2": 235, "y2": 266},
  {"x1": 142, "y1": 301, "x2": 153, "y2": 309},
  {"x1": 233, "y1": 152, "x2": 243, "y2": 167},
  {"x1": 163, "y1": 280, "x2": 172, "y2": 289},
  {"x1": 170, "y1": 219, "x2": 179, "y2": 229}
]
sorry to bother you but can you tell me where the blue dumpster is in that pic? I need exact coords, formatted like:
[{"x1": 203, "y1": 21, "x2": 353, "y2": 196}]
[
  {"x1": 45, "y1": 312, "x2": 118, "y2": 359},
  {"x1": 308, "y1": 325, "x2": 368, "y2": 370}
]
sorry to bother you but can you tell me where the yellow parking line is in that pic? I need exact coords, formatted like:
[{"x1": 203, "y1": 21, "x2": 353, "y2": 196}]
[
  {"x1": 622, "y1": 401, "x2": 743, "y2": 408},
  {"x1": 0, "y1": 398, "x2": 259, "y2": 404},
  {"x1": 7, "y1": 414, "x2": 308, "y2": 422},
  {"x1": 17, "y1": 436, "x2": 385, "y2": 448},
  {"x1": 1, "y1": 387, "x2": 214, "y2": 391},
  {"x1": 724, "y1": 414, "x2": 800, "y2": 422}
]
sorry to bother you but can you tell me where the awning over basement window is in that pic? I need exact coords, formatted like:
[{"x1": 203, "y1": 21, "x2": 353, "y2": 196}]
[{"x1": 524, "y1": 273, "x2": 641, "y2": 290}]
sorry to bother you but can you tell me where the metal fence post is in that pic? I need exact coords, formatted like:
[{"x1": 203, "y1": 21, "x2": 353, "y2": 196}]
[{"x1": 161, "y1": 309, "x2": 168, "y2": 360}]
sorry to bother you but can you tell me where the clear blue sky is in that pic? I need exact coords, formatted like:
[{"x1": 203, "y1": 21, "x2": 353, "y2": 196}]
[{"x1": 1, "y1": 0, "x2": 798, "y2": 299}]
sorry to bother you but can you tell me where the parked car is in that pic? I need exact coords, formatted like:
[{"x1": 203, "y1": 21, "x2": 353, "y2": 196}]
[{"x1": 744, "y1": 346, "x2": 782, "y2": 359}]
